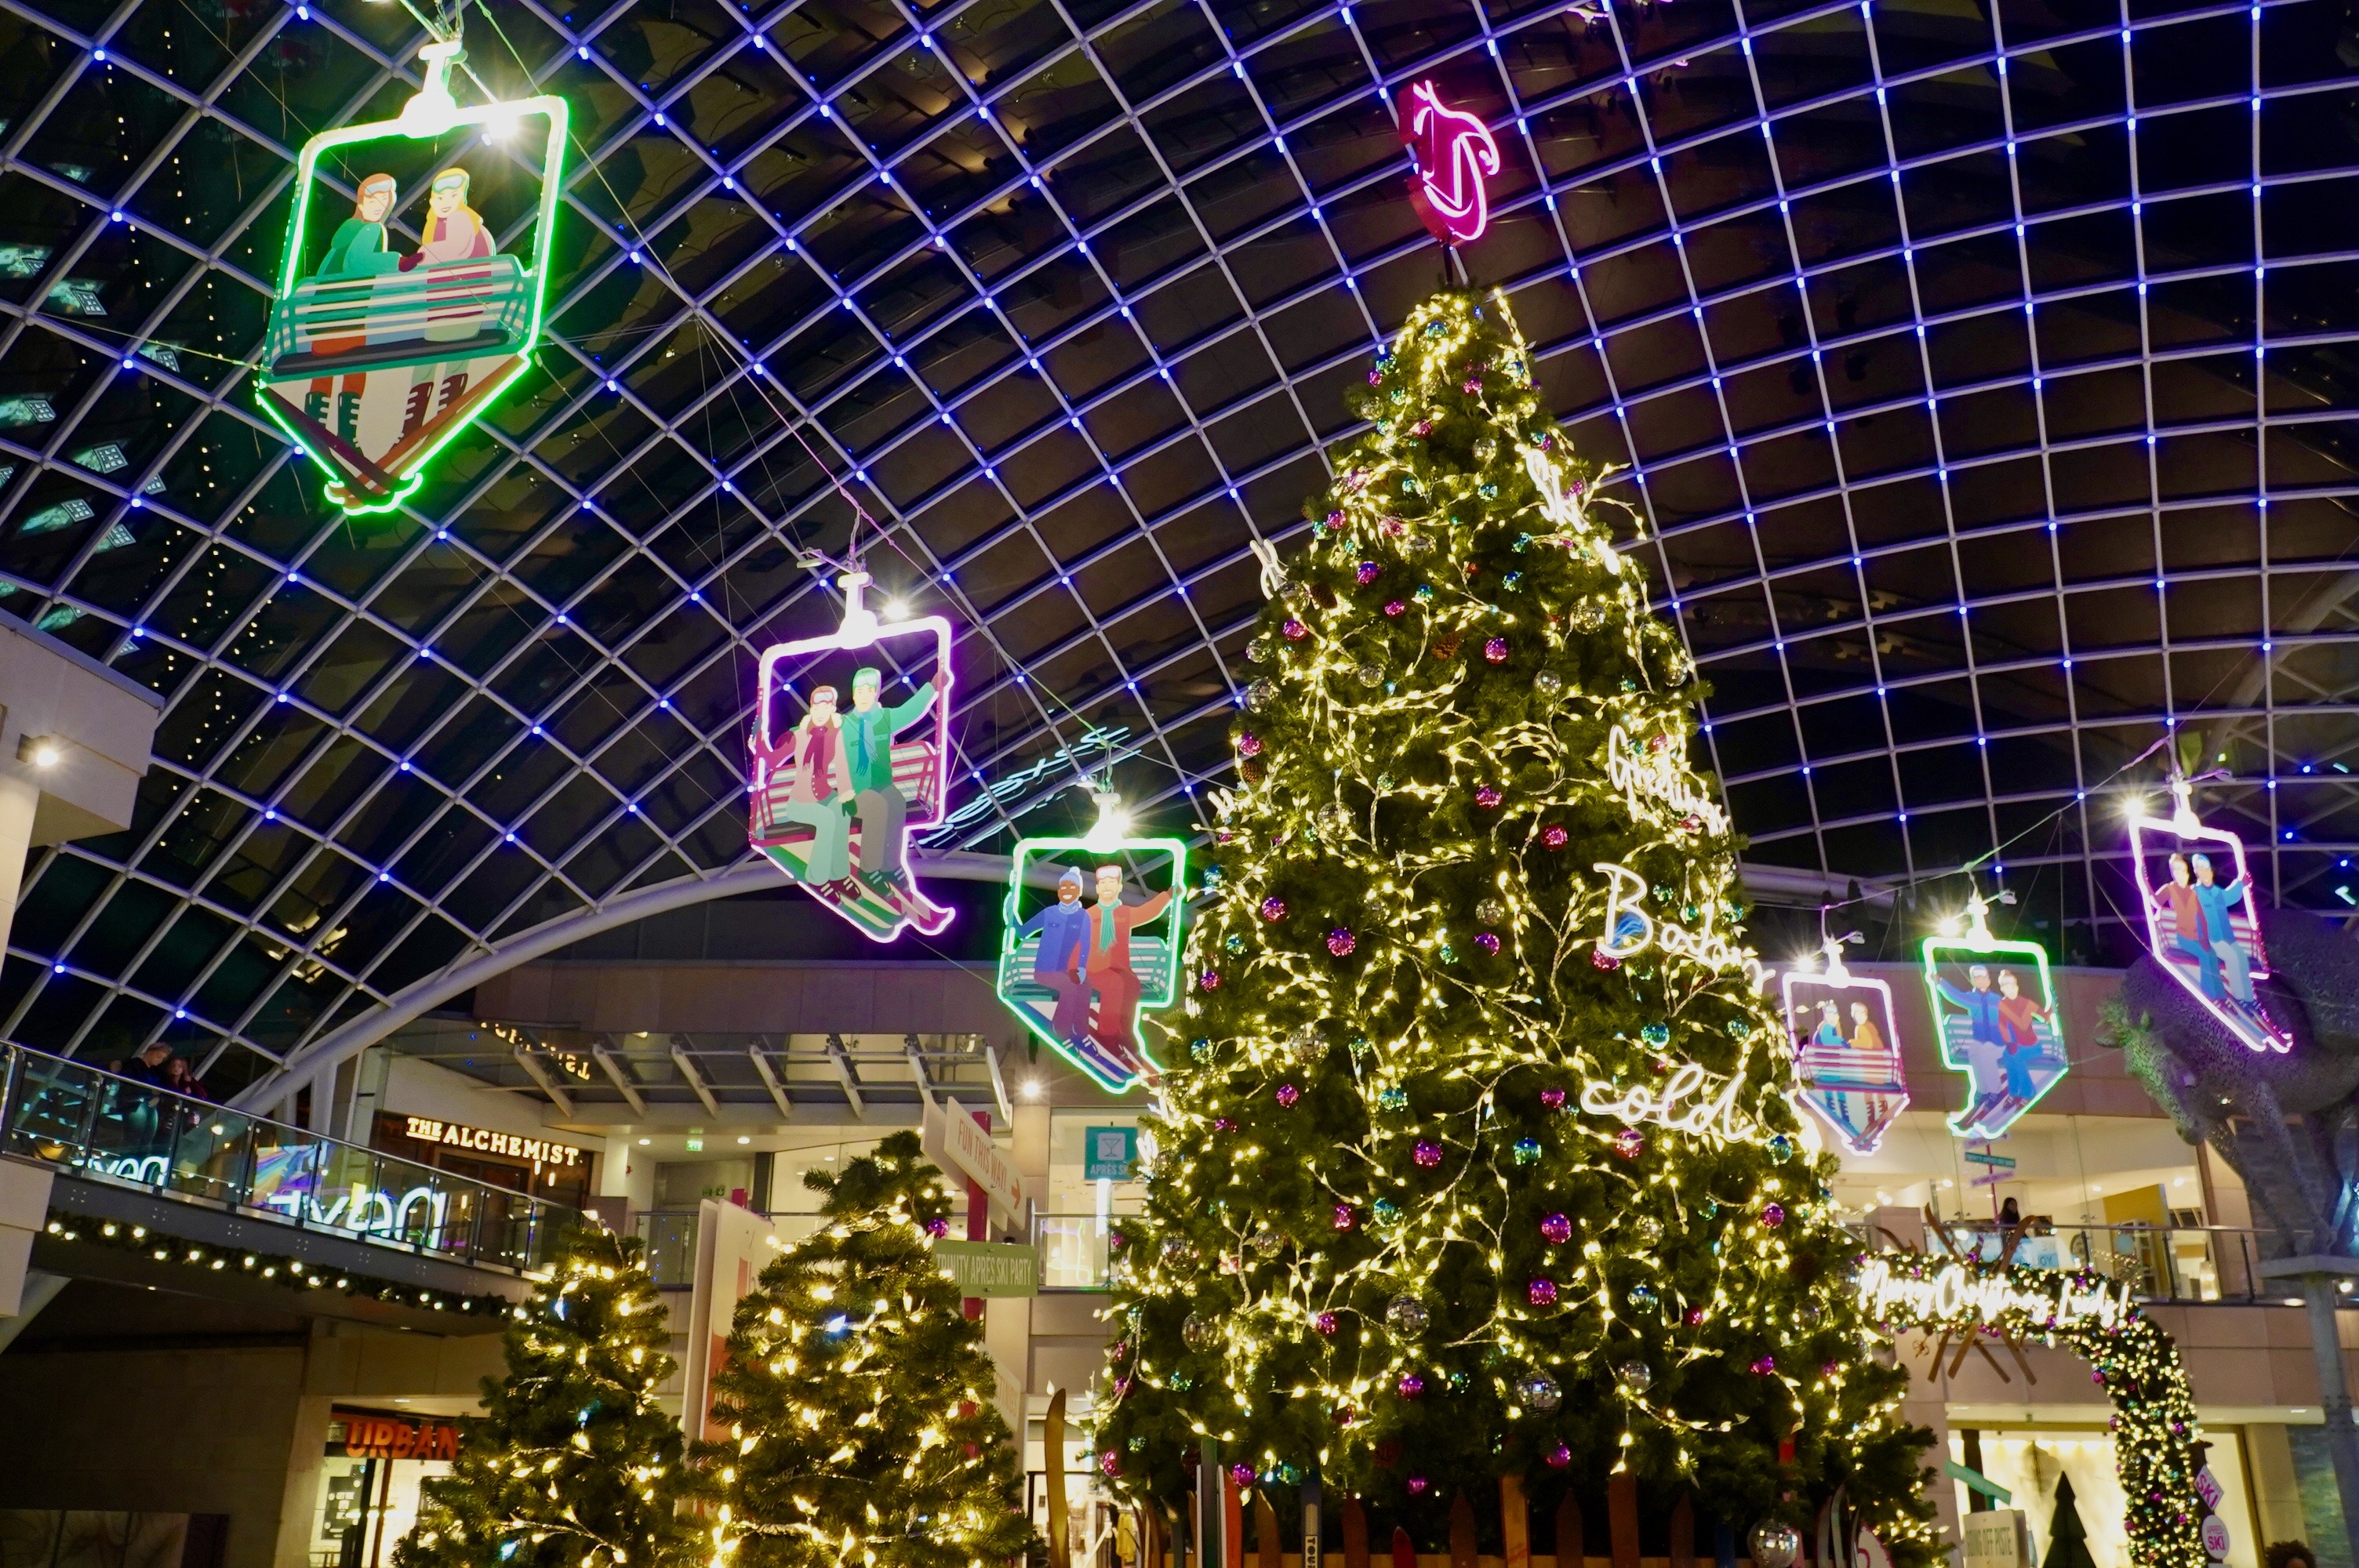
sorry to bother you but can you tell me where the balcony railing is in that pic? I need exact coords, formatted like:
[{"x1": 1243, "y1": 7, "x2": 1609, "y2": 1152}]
[
  {"x1": 1917, "y1": 1218, "x2": 2332, "y2": 1305},
  {"x1": 0, "y1": 1041, "x2": 572, "y2": 1276},
  {"x1": 1035, "y1": 1214, "x2": 1114, "y2": 1290}
]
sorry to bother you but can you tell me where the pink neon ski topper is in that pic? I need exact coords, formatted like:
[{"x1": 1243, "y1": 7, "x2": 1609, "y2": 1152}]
[
  {"x1": 2130, "y1": 779, "x2": 2288, "y2": 1052},
  {"x1": 747, "y1": 572, "x2": 955, "y2": 942},
  {"x1": 1783, "y1": 938, "x2": 1910, "y2": 1155},
  {"x1": 1402, "y1": 80, "x2": 1500, "y2": 247}
]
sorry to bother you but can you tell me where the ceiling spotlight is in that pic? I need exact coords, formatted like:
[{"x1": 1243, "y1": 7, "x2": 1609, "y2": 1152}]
[
  {"x1": 1020, "y1": 1077, "x2": 1045, "y2": 1102},
  {"x1": 17, "y1": 735, "x2": 60, "y2": 768},
  {"x1": 737, "y1": 1135, "x2": 751, "y2": 1144}
]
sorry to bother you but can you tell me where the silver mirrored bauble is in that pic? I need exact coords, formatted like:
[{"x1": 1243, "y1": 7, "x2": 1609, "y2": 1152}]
[
  {"x1": 1357, "y1": 662, "x2": 1383, "y2": 688},
  {"x1": 1475, "y1": 898, "x2": 1506, "y2": 925},
  {"x1": 1161, "y1": 1237, "x2": 1198, "y2": 1270},
  {"x1": 1514, "y1": 1372, "x2": 1561, "y2": 1413},
  {"x1": 1181, "y1": 1313, "x2": 1212, "y2": 1350},
  {"x1": 1246, "y1": 679, "x2": 1276, "y2": 710},
  {"x1": 1385, "y1": 1294, "x2": 1430, "y2": 1334},
  {"x1": 1615, "y1": 1359, "x2": 1653, "y2": 1396},
  {"x1": 1748, "y1": 1523, "x2": 1801, "y2": 1568},
  {"x1": 1534, "y1": 670, "x2": 1565, "y2": 701}
]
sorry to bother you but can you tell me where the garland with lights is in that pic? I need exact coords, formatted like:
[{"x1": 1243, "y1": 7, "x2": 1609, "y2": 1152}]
[
  {"x1": 697, "y1": 1131, "x2": 1038, "y2": 1568},
  {"x1": 393, "y1": 1224, "x2": 695, "y2": 1568},
  {"x1": 40, "y1": 1210, "x2": 513, "y2": 1317},
  {"x1": 1856, "y1": 1252, "x2": 2205, "y2": 1568},
  {"x1": 1092, "y1": 288, "x2": 1938, "y2": 1562}
]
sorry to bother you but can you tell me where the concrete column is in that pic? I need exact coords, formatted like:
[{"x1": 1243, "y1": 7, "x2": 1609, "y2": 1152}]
[
  {"x1": 2245, "y1": 1424, "x2": 2306, "y2": 1545},
  {"x1": 2259, "y1": 1257, "x2": 2359, "y2": 1564},
  {"x1": 0, "y1": 772, "x2": 37, "y2": 949},
  {"x1": 271, "y1": 1392, "x2": 339, "y2": 1568},
  {"x1": 2302, "y1": 1275, "x2": 2359, "y2": 1563},
  {"x1": 0, "y1": 1159, "x2": 55, "y2": 1316},
  {"x1": 0, "y1": 610, "x2": 165, "y2": 954}
]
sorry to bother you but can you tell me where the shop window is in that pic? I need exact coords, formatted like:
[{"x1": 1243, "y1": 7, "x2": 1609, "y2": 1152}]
[{"x1": 314, "y1": 1410, "x2": 458, "y2": 1568}]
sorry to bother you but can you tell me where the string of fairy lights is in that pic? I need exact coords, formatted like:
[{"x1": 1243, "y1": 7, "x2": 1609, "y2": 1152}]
[
  {"x1": 1859, "y1": 1254, "x2": 2208, "y2": 1568},
  {"x1": 1088, "y1": 289, "x2": 1939, "y2": 1559}
]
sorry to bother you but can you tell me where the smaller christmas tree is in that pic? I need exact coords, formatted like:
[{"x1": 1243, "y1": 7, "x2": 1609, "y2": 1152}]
[
  {"x1": 395, "y1": 1224, "x2": 692, "y2": 1568},
  {"x1": 2046, "y1": 1475, "x2": 2099, "y2": 1568},
  {"x1": 701, "y1": 1130, "x2": 1037, "y2": 1568}
]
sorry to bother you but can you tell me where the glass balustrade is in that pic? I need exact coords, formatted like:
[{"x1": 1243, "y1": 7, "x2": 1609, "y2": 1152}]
[{"x1": 0, "y1": 1042, "x2": 570, "y2": 1275}]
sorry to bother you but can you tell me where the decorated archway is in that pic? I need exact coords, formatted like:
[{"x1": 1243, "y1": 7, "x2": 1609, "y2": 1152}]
[{"x1": 1854, "y1": 1252, "x2": 2208, "y2": 1568}]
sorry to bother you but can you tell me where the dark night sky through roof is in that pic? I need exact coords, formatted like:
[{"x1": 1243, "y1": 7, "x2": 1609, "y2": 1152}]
[{"x1": 0, "y1": 0, "x2": 2353, "y2": 1090}]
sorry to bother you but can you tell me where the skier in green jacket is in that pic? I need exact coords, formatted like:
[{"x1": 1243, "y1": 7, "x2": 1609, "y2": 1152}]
[
  {"x1": 841, "y1": 662, "x2": 944, "y2": 896},
  {"x1": 315, "y1": 174, "x2": 404, "y2": 279}
]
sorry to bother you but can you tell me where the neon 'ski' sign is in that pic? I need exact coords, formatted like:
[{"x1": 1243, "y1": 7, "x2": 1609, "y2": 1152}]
[{"x1": 1401, "y1": 80, "x2": 1499, "y2": 247}]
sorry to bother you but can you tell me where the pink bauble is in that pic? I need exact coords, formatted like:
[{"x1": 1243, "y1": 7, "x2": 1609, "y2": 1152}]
[
  {"x1": 1547, "y1": 1445, "x2": 1572, "y2": 1469},
  {"x1": 1528, "y1": 1279, "x2": 1558, "y2": 1305},
  {"x1": 1332, "y1": 1205, "x2": 1355, "y2": 1230},
  {"x1": 1542, "y1": 824, "x2": 1569, "y2": 848},
  {"x1": 1475, "y1": 932, "x2": 1500, "y2": 954},
  {"x1": 1413, "y1": 1140, "x2": 1442, "y2": 1167},
  {"x1": 1282, "y1": 619, "x2": 1308, "y2": 641},
  {"x1": 1315, "y1": 1311, "x2": 1338, "y2": 1335},
  {"x1": 1199, "y1": 970, "x2": 1220, "y2": 990},
  {"x1": 1398, "y1": 1374, "x2": 1425, "y2": 1398},
  {"x1": 1357, "y1": 561, "x2": 1380, "y2": 585},
  {"x1": 1383, "y1": 600, "x2": 1406, "y2": 617},
  {"x1": 1475, "y1": 786, "x2": 1503, "y2": 808},
  {"x1": 1484, "y1": 637, "x2": 1509, "y2": 663},
  {"x1": 1540, "y1": 1213, "x2": 1572, "y2": 1244},
  {"x1": 1276, "y1": 1083, "x2": 1300, "y2": 1108},
  {"x1": 1540, "y1": 1087, "x2": 1567, "y2": 1109},
  {"x1": 1328, "y1": 928, "x2": 1357, "y2": 956},
  {"x1": 1260, "y1": 895, "x2": 1286, "y2": 920}
]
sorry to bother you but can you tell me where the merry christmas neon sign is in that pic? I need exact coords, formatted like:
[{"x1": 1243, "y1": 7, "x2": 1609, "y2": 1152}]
[{"x1": 1401, "y1": 80, "x2": 1499, "y2": 246}]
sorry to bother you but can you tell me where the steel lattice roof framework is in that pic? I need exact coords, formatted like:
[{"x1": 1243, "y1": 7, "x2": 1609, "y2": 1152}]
[{"x1": 0, "y1": 0, "x2": 2351, "y2": 1094}]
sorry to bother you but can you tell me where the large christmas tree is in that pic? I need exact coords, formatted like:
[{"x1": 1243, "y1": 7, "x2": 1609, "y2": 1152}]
[
  {"x1": 395, "y1": 1224, "x2": 692, "y2": 1568},
  {"x1": 1093, "y1": 289, "x2": 1936, "y2": 1558},
  {"x1": 700, "y1": 1131, "x2": 1037, "y2": 1568}
]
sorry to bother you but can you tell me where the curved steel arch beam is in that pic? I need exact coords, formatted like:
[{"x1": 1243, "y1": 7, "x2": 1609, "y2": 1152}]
[{"x1": 226, "y1": 849, "x2": 1041, "y2": 1111}]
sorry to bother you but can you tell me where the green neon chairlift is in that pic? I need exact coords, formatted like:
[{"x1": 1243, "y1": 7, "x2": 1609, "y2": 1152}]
[{"x1": 256, "y1": 41, "x2": 566, "y2": 517}]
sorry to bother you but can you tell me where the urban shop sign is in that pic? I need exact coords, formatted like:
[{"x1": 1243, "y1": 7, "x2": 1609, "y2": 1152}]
[
  {"x1": 338, "y1": 1410, "x2": 461, "y2": 1461},
  {"x1": 402, "y1": 1116, "x2": 584, "y2": 1167}
]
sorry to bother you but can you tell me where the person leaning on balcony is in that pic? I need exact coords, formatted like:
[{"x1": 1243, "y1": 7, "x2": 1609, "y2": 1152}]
[{"x1": 110, "y1": 1041, "x2": 173, "y2": 1152}]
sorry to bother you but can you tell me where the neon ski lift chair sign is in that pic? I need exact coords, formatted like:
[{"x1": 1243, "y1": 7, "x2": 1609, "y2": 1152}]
[
  {"x1": 258, "y1": 41, "x2": 566, "y2": 516},
  {"x1": 996, "y1": 790, "x2": 1187, "y2": 1094},
  {"x1": 748, "y1": 571, "x2": 954, "y2": 942},
  {"x1": 2130, "y1": 778, "x2": 2288, "y2": 1051},
  {"x1": 1784, "y1": 937, "x2": 1910, "y2": 1156},
  {"x1": 1921, "y1": 892, "x2": 2067, "y2": 1140}
]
